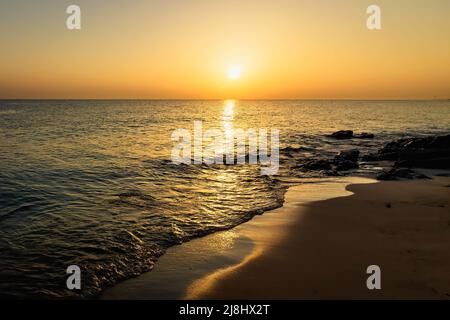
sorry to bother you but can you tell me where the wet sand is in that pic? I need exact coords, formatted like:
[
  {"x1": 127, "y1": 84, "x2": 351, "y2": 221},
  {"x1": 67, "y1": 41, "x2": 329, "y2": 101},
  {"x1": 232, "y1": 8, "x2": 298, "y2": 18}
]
[{"x1": 102, "y1": 176, "x2": 450, "y2": 300}]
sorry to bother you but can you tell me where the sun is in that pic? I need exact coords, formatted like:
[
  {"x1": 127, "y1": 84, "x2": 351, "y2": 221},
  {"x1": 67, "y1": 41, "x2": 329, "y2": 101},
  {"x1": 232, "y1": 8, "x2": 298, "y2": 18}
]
[{"x1": 227, "y1": 66, "x2": 241, "y2": 80}]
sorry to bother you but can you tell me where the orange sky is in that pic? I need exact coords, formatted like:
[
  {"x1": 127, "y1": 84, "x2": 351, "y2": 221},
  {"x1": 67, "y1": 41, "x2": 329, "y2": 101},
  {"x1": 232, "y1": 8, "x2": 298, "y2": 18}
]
[{"x1": 0, "y1": 0, "x2": 449, "y2": 99}]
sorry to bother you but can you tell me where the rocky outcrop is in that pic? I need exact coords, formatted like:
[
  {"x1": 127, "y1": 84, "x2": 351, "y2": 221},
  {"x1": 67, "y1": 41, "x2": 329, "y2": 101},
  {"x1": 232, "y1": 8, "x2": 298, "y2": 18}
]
[
  {"x1": 377, "y1": 168, "x2": 431, "y2": 181},
  {"x1": 296, "y1": 134, "x2": 449, "y2": 178},
  {"x1": 333, "y1": 149, "x2": 360, "y2": 171},
  {"x1": 362, "y1": 134, "x2": 450, "y2": 169},
  {"x1": 335, "y1": 149, "x2": 360, "y2": 162},
  {"x1": 335, "y1": 160, "x2": 359, "y2": 171},
  {"x1": 298, "y1": 149, "x2": 360, "y2": 172}
]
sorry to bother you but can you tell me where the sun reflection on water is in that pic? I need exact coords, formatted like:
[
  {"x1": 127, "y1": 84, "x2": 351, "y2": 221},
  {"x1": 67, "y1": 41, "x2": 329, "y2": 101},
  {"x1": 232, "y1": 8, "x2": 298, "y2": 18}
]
[
  {"x1": 223, "y1": 99, "x2": 235, "y2": 121},
  {"x1": 223, "y1": 100, "x2": 236, "y2": 157}
]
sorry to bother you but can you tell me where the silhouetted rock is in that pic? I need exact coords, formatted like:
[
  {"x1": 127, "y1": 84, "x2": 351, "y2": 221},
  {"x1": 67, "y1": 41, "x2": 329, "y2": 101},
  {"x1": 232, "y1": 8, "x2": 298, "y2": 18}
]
[
  {"x1": 328, "y1": 130, "x2": 353, "y2": 139},
  {"x1": 363, "y1": 134, "x2": 450, "y2": 169},
  {"x1": 281, "y1": 146, "x2": 303, "y2": 154},
  {"x1": 335, "y1": 160, "x2": 359, "y2": 171},
  {"x1": 377, "y1": 168, "x2": 431, "y2": 181},
  {"x1": 354, "y1": 132, "x2": 375, "y2": 139},
  {"x1": 332, "y1": 149, "x2": 360, "y2": 171},
  {"x1": 327, "y1": 130, "x2": 374, "y2": 140},
  {"x1": 361, "y1": 153, "x2": 380, "y2": 161},
  {"x1": 324, "y1": 169, "x2": 340, "y2": 176},
  {"x1": 380, "y1": 134, "x2": 450, "y2": 154},
  {"x1": 335, "y1": 149, "x2": 360, "y2": 162},
  {"x1": 394, "y1": 157, "x2": 450, "y2": 169}
]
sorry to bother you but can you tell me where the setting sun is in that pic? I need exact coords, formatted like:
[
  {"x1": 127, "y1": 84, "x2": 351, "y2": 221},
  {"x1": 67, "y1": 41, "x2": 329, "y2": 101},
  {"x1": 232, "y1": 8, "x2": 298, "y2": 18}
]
[{"x1": 227, "y1": 66, "x2": 241, "y2": 80}]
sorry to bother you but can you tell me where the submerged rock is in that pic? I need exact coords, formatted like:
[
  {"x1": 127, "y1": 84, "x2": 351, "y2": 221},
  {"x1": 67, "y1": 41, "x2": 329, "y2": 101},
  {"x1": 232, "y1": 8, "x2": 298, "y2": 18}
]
[
  {"x1": 281, "y1": 146, "x2": 303, "y2": 154},
  {"x1": 328, "y1": 130, "x2": 353, "y2": 139},
  {"x1": 354, "y1": 132, "x2": 375, "y2": 139},
  {"x1": 327, "y1": 130, "x2": 374, "y2": 140},
  {"x1": 335, "y1": 149, "x2": 360, "y2": 162}
]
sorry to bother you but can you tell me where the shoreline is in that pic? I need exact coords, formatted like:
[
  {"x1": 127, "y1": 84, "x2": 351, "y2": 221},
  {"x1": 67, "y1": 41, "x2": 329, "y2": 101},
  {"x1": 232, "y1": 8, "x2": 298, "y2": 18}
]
[
  {"x1": 100, "y1": 176, "x2": 377, "y2": 299},
  {"x1": 188, "y1": 176, "x2": 450, "y2": 299},
  {"x1": 102, "y1": 175, "x2": 450, "y2": 299}
]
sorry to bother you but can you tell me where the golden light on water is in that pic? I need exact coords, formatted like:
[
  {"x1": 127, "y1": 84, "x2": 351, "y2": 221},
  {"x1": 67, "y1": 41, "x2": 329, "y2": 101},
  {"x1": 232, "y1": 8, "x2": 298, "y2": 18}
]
[
  {"x1": 223, "y1": 100, "x2": 235, "y2": 121},
  {"x1": 223, "y1": 100, "x2": 235, "y2": 135},
  {"x1": 223, "y1": 100, "x2": 235, "y2": 157}
]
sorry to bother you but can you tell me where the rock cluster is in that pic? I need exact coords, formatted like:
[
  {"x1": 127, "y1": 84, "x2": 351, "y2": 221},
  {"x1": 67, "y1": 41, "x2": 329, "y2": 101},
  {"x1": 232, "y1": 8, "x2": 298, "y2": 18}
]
[
  {"x1": 377, "y1": 168, "x2": 430, "y2": 181},
  {"x1": 291, "y1": 132, "x2": 449, "y2": 180},
  {"x1": 298, "y1": 149, "x2": 360, "y2": 172},
  {"x1": 362, "y1": 134, "x2": 450, "y2": 169}
]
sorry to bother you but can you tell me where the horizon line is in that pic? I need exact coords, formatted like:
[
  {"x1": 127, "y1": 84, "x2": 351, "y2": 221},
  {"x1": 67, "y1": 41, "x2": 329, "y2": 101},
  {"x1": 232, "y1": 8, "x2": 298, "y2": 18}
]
[{"x1": 1, "y1": 98, "x2": 449, "y2": 102}]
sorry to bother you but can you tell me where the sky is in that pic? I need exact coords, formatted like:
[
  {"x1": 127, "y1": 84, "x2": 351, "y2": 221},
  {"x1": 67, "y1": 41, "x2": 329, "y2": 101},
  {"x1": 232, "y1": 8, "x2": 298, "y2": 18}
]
[{"x1": 0, "y1": 0, "x2": 449, "y2": 99}]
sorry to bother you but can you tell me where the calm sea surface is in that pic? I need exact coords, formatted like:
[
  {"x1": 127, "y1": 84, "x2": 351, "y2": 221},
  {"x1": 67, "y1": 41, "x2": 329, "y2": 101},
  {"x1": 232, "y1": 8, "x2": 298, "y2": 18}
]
[{"x1": 1, "y1": 100, "x2": 449, "y2": 298}]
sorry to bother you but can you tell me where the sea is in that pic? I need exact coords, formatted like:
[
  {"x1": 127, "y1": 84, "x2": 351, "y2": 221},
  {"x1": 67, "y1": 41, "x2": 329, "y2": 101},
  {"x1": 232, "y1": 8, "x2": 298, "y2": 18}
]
[{"x1": 0, "y1": 99, "x2": 449, "y2": 298}]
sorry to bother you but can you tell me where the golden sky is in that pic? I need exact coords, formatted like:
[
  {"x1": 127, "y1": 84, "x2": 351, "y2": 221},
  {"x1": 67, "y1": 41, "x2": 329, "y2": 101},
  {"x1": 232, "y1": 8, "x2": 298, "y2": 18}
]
[{"x1": 0, "y1": 0, "x2": 449, "y2": 99}]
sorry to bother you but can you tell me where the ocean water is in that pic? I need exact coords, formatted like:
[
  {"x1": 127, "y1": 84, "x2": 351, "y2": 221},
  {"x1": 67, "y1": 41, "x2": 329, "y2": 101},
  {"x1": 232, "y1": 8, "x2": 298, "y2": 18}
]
[{"x1": 0, "y1": 100, "x2": 449, "y2": 298}]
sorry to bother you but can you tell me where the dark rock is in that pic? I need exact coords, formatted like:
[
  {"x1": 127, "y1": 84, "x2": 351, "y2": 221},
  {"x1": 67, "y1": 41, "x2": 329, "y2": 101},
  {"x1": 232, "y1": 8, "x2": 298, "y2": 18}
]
[
  {"x1": 436, "y1": 173, "x2": 450, "y2": 177},
  {"x1": 329, "y1": 130, "x2": 353, "y2": 140},
  {"x1": 333, "y1": 149, "x2": 360, "y2": 171},
  {"x1": 354, "y1": 132, "x2": 375, "y2": 139},
  {"x1": 364, "y1": 134, "x2": 450, "y2": 169},
  {"x1": 299, "y1": 159, "x2": 332, "y2": 171},
  {"x1": 335, "y1": 149, "x2": 360, "y2": 162},
  {"x1": 394, "y1": 157, "x2": 450, "y2": 169},
  {"x1": 380, "y1": 134, "x2": 450, "y2": 154},
  {"x1": 335, "y1": 160, "x2": 359, "y2": 171},
  {"x1": 324, "y1": 169, "x2": 340, "y2": 176},
  {"x1": 361, "y1": 153, "x2": 380, "y2": 161},
  {"x1": 377, "y1": 168, "x2": 431, "y2": 181},
  {"x1": 431, "y1": 134, "x2": 450, "y2": 148},
  {"x1": 327, "y1": 130, "x2": 373, "y2": 140},
  {"x1": 281, "y1": 146, "x2": 303, "y2": 154}
]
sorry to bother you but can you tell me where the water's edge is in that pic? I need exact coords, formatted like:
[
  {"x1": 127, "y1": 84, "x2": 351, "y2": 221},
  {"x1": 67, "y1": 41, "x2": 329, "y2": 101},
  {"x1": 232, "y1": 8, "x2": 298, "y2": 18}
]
[{"x1": 100, "y1": 176, "x2": 377, "y2": 299}]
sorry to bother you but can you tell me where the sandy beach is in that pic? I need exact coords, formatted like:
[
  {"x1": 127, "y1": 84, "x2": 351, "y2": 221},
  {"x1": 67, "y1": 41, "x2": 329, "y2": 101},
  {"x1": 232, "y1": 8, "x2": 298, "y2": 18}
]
[
  {"x1": 102, "y1": 175, "x2": 450, "y2": 300},
  {"x1": 188, "y1": 177, "x2": 450, "y2": 299}
]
